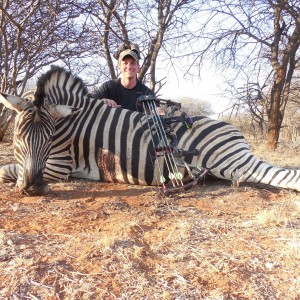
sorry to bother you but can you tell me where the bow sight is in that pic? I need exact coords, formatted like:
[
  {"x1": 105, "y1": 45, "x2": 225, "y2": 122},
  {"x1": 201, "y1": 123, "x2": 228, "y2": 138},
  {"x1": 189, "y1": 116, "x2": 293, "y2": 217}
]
[{"x1": 137, "y1": 95, "x2": 208, "y2": 195}]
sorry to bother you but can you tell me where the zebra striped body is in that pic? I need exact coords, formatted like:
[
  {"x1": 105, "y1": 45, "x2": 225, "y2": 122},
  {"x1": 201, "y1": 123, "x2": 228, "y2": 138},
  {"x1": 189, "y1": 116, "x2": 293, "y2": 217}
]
[{"x1": 0, "y1": 66, "x2": 299, "y2": 194}]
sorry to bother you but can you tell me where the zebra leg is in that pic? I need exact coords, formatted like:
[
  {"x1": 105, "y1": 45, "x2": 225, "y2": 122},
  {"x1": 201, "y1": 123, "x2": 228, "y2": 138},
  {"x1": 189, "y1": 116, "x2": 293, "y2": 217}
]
[{"x1": 0, "y1": 164, "x2": 19, "y2": 183}]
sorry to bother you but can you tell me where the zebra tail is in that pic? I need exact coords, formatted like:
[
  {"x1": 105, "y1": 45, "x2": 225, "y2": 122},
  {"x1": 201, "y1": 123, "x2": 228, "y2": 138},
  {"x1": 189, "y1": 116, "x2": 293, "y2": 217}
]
[{"x1": 233, "y1": 159, "x2": 300, "y2": 192}]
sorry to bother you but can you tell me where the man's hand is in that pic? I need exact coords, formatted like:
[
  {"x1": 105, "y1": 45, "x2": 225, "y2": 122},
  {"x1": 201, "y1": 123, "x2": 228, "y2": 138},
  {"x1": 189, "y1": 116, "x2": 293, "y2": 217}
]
[
  {"x1": 101, "y1": 98, "x2": 121, "y2": 108},
  {"x1": 157, "y1": 106, "x2": 165, "y2": 115}
]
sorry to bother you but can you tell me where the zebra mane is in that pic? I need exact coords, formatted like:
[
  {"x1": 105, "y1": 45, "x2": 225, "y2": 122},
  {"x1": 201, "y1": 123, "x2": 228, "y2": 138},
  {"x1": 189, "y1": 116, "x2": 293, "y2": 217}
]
[{"x1": 34, "y1": 65, "x2": 89, "y2": 107}]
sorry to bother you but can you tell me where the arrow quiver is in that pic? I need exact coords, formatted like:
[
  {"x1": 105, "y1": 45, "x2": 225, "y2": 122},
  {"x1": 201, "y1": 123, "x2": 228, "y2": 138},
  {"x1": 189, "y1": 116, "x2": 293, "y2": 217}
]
[{"x1": 137, "y1": 95, "x2": 208, "y2": 195}]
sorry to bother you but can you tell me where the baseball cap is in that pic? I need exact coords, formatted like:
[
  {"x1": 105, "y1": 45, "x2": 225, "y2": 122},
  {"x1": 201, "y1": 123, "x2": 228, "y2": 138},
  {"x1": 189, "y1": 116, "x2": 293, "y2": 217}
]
[{"x1": 118, "y1": 49, "x2": 139, "y2": 63}]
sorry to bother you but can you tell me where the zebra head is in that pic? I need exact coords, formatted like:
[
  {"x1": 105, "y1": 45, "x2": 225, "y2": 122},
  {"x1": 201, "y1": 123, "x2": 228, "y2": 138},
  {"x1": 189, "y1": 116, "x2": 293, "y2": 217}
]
[{"x1": 0, "y1": 92, "x2": 78, "y2": 195}]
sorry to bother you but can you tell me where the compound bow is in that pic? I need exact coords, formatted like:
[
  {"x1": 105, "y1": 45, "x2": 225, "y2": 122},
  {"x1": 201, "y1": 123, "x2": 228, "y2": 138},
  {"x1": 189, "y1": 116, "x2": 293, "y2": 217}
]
[{"x1": 137, "y1": 95, "x2": 208, "y2": 195}]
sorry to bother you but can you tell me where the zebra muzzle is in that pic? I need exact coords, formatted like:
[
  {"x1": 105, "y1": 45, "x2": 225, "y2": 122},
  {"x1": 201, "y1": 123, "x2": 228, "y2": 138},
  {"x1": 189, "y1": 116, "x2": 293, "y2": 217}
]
[
  {"x1": 16, "y1": 181, "x2": 49, "y2": 196},
  {"x1": 16, "y1": 170, "x2": 49, "y2": 195},
  {"x1": 18, "y1": 182, "x2": 49, "y2": 196}
]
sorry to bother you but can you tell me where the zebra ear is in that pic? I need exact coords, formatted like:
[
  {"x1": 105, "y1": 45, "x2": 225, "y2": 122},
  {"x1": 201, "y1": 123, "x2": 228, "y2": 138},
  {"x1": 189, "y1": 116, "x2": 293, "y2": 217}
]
[
  {"x1": 0, "y1": 93, "x2": 27, "y2": 112},
  {"x1": 48, "y1": 104, "x2": 82, "y2": 119}
]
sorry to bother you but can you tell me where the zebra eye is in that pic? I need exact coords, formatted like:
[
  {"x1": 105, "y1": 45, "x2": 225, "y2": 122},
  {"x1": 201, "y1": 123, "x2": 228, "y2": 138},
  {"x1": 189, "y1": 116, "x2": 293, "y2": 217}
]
[{"x1": 25, "y1": 107, "x2": 34, "y2": 113}]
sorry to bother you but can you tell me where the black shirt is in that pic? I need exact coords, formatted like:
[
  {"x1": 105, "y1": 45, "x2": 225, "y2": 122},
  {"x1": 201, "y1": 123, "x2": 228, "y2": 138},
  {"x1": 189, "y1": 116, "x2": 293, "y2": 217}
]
[{"x1": 93, "y1": 79, "x2": 155, "y2": 112}]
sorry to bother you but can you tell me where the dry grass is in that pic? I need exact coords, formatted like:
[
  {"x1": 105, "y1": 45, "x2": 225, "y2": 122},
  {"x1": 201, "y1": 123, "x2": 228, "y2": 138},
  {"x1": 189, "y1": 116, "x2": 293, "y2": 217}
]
[
  {"x1": 256, "y1": 206, "x2": 288, "y2": 227},
  {"x1": 250, "y1": 142, "x2": 300, "y2": 169},
  {"x1": 286, "y1": 233, "x2": 300, "y2": 259},
  {"x1": 0, "y1": 141, "x2": 300, "y2": 299}
]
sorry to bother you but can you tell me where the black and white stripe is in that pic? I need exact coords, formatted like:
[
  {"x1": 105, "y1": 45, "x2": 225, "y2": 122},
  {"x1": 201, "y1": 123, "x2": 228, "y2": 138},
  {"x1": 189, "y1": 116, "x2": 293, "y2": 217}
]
[{"x1": 0, "y1": 66, "x2": 299, "y2": 194}]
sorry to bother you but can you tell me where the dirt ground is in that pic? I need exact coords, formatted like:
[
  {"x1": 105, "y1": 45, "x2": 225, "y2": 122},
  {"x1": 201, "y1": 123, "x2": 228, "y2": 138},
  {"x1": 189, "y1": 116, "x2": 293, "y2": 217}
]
[{"x1": 1, "y1": 141, "x2": 300, "y2": 299}]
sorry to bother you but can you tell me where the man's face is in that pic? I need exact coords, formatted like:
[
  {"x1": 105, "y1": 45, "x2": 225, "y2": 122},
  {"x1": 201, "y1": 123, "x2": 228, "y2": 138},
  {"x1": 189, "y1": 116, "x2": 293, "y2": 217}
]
[{"x1": 118, "y1": 56, "x2": 140, "y2": 79}]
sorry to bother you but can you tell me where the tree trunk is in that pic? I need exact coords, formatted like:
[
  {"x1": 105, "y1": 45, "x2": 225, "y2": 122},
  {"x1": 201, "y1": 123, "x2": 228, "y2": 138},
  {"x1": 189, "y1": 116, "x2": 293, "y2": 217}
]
[
  {"x1": 0, "y1": 106, "x2": 14, "y2": 142},
  {"x1": 267, "y1": 67, "x2": 285, "y2": 150}
]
